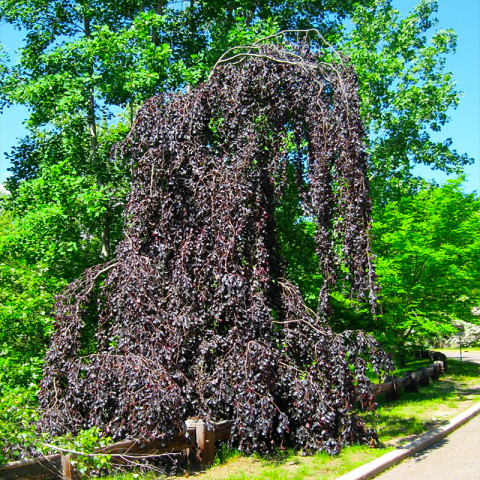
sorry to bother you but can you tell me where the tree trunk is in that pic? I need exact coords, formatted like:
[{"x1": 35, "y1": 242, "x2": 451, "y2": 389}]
[
  {"x1": 84, "y1": 14, "x2": 111, "y2": 258},
  {"x1": 189, "y1": 0, "x2": 196, "y2": 37},
  {"x1": 152, "y1": 0, "x2": 166, "y2": 45}
]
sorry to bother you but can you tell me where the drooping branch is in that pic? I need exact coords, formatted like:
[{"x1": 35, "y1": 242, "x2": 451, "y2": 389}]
[{"x1": 39, "y1": 42, "x2": 392, "y2": 455}]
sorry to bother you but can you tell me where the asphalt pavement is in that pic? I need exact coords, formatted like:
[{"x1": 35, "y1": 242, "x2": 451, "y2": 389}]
[
  {"x1": 439, "y1": 348, "x2": 480, "y2": 365},
  {"x1": 375, "y1": 412, "x2": 480, "y2": 480}
]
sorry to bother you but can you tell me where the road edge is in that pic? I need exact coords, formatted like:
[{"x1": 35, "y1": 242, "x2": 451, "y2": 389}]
[{"x1": 336, "y1": 401, "x2": 480, "y2": 480}]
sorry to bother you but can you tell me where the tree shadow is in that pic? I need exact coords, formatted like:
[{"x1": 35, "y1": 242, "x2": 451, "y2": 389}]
[
  {"x1": 363, "y1": 358, "x2": 480, "y2": 443},
  {"x1": 373, "y1": 414, "x2": 450, "y2": 443}
]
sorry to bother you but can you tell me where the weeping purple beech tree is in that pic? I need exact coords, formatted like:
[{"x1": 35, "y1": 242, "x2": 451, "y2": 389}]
[{"x1": 39, "y1": 40, "x2": 393, "y2": 455}]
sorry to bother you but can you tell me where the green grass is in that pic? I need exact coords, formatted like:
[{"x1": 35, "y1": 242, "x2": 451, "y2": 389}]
[
  {"x1": 105, "y1": 474, "x2": 158, "y2": 480},
  {"x1": 105, "y1": 359, "x2": 480, "y2": 480},
  {"x1": 213, "y1": 444, "x2": 245, "y2": 467},
  {"x1": 363, "y1": 359, "x2": 480, "y2": 444},
  {"x1": 210, "y1": 445, "x2": 392, "y2": 480}
]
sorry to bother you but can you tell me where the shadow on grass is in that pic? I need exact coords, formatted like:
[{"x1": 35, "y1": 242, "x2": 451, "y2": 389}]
[
  {"x1": 370, "y1": 414, "x2": 450, "y2": 442},
  {"x1": 447, "y1": 359, "x2": 480, "y2": 376},
  {"x1": 250, "y1": 449, "x2": 297, "y2": 467},
  {"x1": 364, "y1": 358, "x2": 480, "y2": 443}
]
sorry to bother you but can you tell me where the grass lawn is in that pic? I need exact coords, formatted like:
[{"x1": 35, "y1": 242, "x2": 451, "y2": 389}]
[
  {"x1": 107, "y1": 359, "x2": 480, "y2": 480},
  {"x1": 363, "y1": 359, "x2": 480, "y2": 446}
]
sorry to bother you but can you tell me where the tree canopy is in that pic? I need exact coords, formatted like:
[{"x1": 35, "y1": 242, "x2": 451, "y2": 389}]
[
  {"x1": 340, "y1": 0, "x2": 471, "y2": 204},
  {"x1": 371, "y1": 179, "x2": 480, "y2": 355},
  {"x1": 1, "y1": 0, "x2": 471, "y2": 203},
  {"x1": 39, "y1": 42, "x2": 393, "y2": 455}
]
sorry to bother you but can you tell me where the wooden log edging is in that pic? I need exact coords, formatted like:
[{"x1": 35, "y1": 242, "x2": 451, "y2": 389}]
[
  {"x1": 369, "y1": 359, "x2": 445, "y2": 402},
  {"x1": 0, "y1": 454, "x2": 62, "y2": 480},
  {"x1": 0, "y1": 421, "x2": 233, "y2": 480},
  {"x1": 0, "y1": 357, "x2": 446, "y2": 479}
]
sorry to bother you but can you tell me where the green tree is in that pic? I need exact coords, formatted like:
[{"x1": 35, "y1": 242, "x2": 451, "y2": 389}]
[
  {"x1": 340, "y1": 0, "x2": 472, "y2": 205},
  {"x1": 0, "y1": 205, "x2": 61, "y2": 462},
  {"x1": 0, "y1": 1, "x2": 179, "y2": 258},
  {"x1": 371, "y1": 179, "x2": 480, "y2": 358},
  {"x1": 0, "y1": 204, "x2": 64, "y2": 386}
]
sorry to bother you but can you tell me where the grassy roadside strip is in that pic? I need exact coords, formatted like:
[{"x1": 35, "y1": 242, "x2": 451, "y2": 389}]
[{"x1": 107, "y1": 358, "x2": 480, "y2": 480}]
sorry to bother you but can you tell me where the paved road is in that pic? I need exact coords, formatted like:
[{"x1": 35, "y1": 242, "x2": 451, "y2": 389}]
[
  {"x1": 375, "y1": 349, "x2": 480, "y2": 480},
  {"x1": 439, "y1": 348, "x2": 480, "y2": 365},
  {"x1": 376, "y1": 413, "x2": 480, "y2": 480}
]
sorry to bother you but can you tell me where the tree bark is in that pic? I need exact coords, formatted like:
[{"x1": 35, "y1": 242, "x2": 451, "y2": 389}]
[
  {"x1": 152, "y1": 0, "x2": 166, "y2": 45},
  {"x1": 84, "y1": 14, "x2": 111, "y2": 258}
]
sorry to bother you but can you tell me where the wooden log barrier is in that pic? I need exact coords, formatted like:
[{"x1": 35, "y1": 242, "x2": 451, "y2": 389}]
[
  {"x1": 187, "y1": 420, "x2": 215, "y2": 468},
  {"x1": 60, "y1": 455, "x2": 78, "y2": 480},
  {"x1": 417, "y1": 366, "x2": 431, "y2": 387},
  {"x1": 0, "y1": 432, "x2": 193, "y2": 480},
  {"x1": 100, "y1": 431, "x2": 191, "y2": 458},
  {"x1": 0, "y1": 454, "x2": 62, "y2": 480},
  {"x1": 404, "y1": 371, "x2": 419, "y2": 393},
  {"x1": 213, "y1": 420, "x2": 233, "y2": 442},
  {"x1": 185, "y1": 419, "x2": 233, "y2": 469},
  {"x1": 385, "y1": 376, "x2": 402, "y2": 402},
  {"x1": 369, "y1": 358, "x2": 446, "y2": 401},
  {"x1": 0, "y1": 420, "x2": 234, "y2": 479}
]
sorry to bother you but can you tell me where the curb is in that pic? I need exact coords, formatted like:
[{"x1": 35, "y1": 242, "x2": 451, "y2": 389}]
[{"x1": 336, "y1": 401, "x2": 480, "y2": 480}]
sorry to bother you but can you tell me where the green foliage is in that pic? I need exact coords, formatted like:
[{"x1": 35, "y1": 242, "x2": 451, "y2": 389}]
[
  {"x1": 275, "y1": 165, "x2": 321, "y2": 309},
  {"x1": 340, "y1": 0, "x2": 472, "y2": 204},
  {"x1": 0, "y1": 207, "x2": 62, "y2": 384},
  {"x1": 371, "y1": 179, "x2": 480, "y2": 355},
  {"x1": 0, "y1": 261, "x2": 58, "y2": 385},
  {"x1": 0, "y1": 209, "x2": 59, "y2": 464},
  {"x1": 0, "y1": 386, "x2": 38, "y2": 464},
  {"x1": 41, "y1": 427, "x2": 113, "y2": 477},
  {"x1": 8, "y1": 170, "x2": 98, "y2": 273},
  {"x1": 5, "y1": 155, "x2": 128, "y2": 277},
  {"x1": 0, "y1": 3, "x2": 171, "y2": 119}
]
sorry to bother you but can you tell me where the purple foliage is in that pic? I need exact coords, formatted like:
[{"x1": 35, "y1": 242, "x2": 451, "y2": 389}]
[{"x1": 39, "y1": 44, "x2": 393, "y2": 455}]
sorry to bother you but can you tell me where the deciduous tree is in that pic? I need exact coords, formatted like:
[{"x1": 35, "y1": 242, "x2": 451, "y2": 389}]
[
  {"x1": 371, "y1": 179, "x2": 480, "y2": 358},
  {"x1": 340, "y1": 0, "x2": 472, "y2": 204}
]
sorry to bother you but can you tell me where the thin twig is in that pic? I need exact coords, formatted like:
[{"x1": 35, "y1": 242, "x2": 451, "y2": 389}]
[
  {"x1": 209, "y1": 29, "x2": 344, "y2": 80},
  {"x1": 92, "y1": 262, "x2": 118, "y2": 281}
]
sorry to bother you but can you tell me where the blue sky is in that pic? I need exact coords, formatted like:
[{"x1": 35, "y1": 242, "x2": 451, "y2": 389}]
[
  {"x1": 400, "y1": 0, "x2": 479, "y2": 194},
  {"x1": 0, "y1": 0, "x2": 479, "y2": 194}
]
